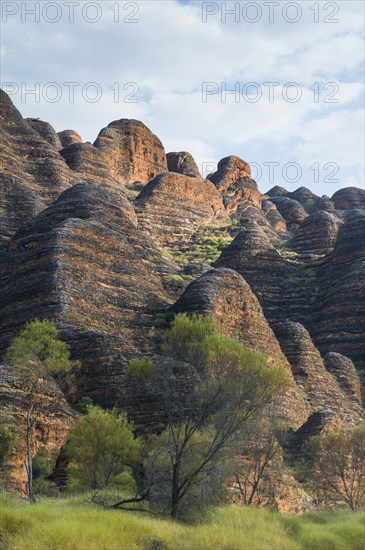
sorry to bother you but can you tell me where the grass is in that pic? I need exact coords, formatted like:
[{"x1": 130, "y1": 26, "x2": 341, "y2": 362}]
[
  {"x1": 158, "y1": 227, "x2": 234, "y2": 268},
  {"x1": 1, "y1": 496, "x2": 364, "y2": 550},
  {"x1": 124, "y1": 182, "x2": 144, "y2": 200},
  {"x1": 164, "y1": 228, "x2": 234, "y2": 267}
]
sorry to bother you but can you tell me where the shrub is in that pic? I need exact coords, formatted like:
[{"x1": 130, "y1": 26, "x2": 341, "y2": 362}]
[
  {"x1": 161, "y1": 313, "x2": 218, "y2": 364},
  {"x1": 127, "y1": 358, "x2": 156, "y2": 379},
  {"x1": 75, "y1": 396, "x2": 93, "y2": 415},
  {"x1": 66, "y1": 406, "x2": 140, "y2": 492},
  {"x1": 0, "y1": 426, "x2": 16, "y2": 461}
]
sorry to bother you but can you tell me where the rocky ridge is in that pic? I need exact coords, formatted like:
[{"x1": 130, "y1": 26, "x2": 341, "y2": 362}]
[
  {"x1": 0, "y1": 90, "x2": 76, "y2": 249},
  {"x1": 208, "y1": 156, "x2": 262, "y2": 215},
  {"x1": 94, "y1": 119, "x2": 167, "y2": 185},
  {"x1": 0, "y1": 89, "x2": 364, "y2": 501},
  {"x1": 0, "y1": 364, "x2": 75, "y2": 491},
  {"x1": 135, "y1": 172, "x2": 230, "y2": 246},
  {"x1": 166, "y1": 151, "x2": 201, "y2": 178}
]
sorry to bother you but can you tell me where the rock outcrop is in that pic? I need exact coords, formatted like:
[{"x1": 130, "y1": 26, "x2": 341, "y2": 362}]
[
  {"x1": 262, "y1": 200, "x2": 287, "y2": 233},
  {"x1": 273, "y1": 321, "x2": 364, "y2": 426},
  {"x1": 60, "y1": 142, "x2": 115, "y2": 186},
  {"x1": 214, "y1": 220, "x2": 312, "y2": 325},
  {"x1": 173, "y1": 268, "x2": 309, "y2": 429},
  {"x1": 58, "y1": 130, "x2": 82, "y2": 149},
  {"x1": 290, "y1": 210, "x2": 342, "y2": 261},
  {"x1": 166, "y1": 151, "x2": 201, "y2": 178},
  {"x1": 1, "y1": 92, "x2": 364, "y2": 508},
  {"x1": 288, "y1": 187, "x2": 335, "y2": 214},
  {"x1": 266, "y1": 185, "x2": 288, "y2": 197},
  {"x1": 331, "y1": 187, "x2": 365, "y2": 210},
  {"x1": 25, "y1": 118, "x2": 62, "y2": 150},
  {"x1": 269, "y1": 197, "x2": 308, "y2": 231},
  {"x1": 0, "y1": 90, "x2": 74, "y2": 248},
  {"x1": 0, "y1": 183, "x2": 177, "y2": 411},
  {"x1": 266, "y1": 186, "x2": 335, "y2": 214},
  {"x1": 313, "y1": 212, "x2": 365, "y2": 374},
  {"x1": 234, "y1": 205, "x2": 284, "y2": 244},
  {"x1": 208, "y1": 156, "x2": 262, "y2": 215},
  {"x1": 324, "y1": 353, "x2": 362, "y2": 404},
  {"x1": 94, "y1": 119, "x2": 167, "y2": 184},
  {"x1": 0, "y1": 364, "x2": 76, "y2": 493},
  {"x1": 135, "y1": 172, "x2": 230, "y2": 246}
]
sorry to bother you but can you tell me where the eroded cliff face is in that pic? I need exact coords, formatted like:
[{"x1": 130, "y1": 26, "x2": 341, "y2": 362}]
[
  {"x1": 0, "y1": 182, "x2": 177, "y2": 414},
  {"x1": 0, "y1": 89, "x2": 364, "y2": 503},
  {"x1": 166, "y1": 151, "x2": 201, "y2": 178},
  {"x1": 0, "y1": 364, "x2": 76, "y2": 493},
  {"x1": 273, "y1": 322, "x2": 364, "y2": 427},
  {"x1": 135, "y1": 172, "x2": 230, "y2": 246},
  {"x1": 0, "y1": 91, "x2": 75, "y2": 249},
  {"x1": 214, "y1": 219, "x2": 313, "y2": 325},
  {"x1": 94, "y1": 119, "x2": 167, "y2": 184},
  {"x1": 289, "y1": 210, "x2": 342, "y2": 261},
  {"x1": 173, "y1": 268, "x2": 309, "y2": 430},
  {"x1": 313, "y1": 212, "x2": 365, "y2": 374},
  {"x1": 331, "y1": 187, "x2": 365, "y2": 210},
  {"x1": 208, "y1": 156, "x2": 262, "y2": 215}
]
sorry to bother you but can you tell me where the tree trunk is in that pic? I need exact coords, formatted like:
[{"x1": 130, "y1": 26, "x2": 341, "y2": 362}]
[
  {"x1": 247, "y1": 480, "x2": 259, "y2": 505},
  {"x1": 171, "y1": 462, "x2": 180, "y2": 520},
  {"x1": 26, "y1": 403, "x2": 36, "y2": 504}
]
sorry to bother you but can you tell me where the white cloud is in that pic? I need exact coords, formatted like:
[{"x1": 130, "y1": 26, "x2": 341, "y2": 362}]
[{"x1": 1, "y1": 0, "x2": 364, "y2": 195}]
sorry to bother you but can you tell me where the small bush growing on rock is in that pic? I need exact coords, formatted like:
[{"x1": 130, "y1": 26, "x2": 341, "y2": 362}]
[
  {"x1": 75, "y1": 396, "x2": 93, "y2": 415},
  {"x1": 4, "y1": 320, "x2": 79, "y2": 504},
  {"x1": 0, "y1": 426, "x2": 16, "y2": 462},
  {"x1": 161, "y1": 313, "x2": 218, "y2": 365},
  {"x1": 127, "y1": 358, "x2": 156, "y2": 379}
]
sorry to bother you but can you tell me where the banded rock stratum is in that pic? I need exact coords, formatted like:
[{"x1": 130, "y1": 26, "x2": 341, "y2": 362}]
[{"x1": 0, "y1": 90, "x2": 364, "y2": 507}]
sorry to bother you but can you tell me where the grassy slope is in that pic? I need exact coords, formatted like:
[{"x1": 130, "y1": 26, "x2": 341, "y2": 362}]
[{"x1": 1, "y1": 497, "x2": 364, "y2": 550}]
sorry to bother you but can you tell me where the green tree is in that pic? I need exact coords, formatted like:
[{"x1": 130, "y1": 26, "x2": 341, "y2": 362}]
[
  {"x1": 4, "y1": 320, "x2": 78, "y2": 503},
  {"x1": 306, "y1": 424, "x2": 365, "y2": 511},
  {"x1": 66, "y1": 406, "x2": 141, "y2": 498},
  {"x1": 0, "y1": 410, "x2": 17, "y2": 487},
  {"x1": 0, "y1": 426, "x2": 17, "y2": 463},
  {"x1": 233, "y1": 411, "x2": 287, "y2": 506},
  {"x1": 129, "y1": 314, "x2": 288, "y2": 520}
]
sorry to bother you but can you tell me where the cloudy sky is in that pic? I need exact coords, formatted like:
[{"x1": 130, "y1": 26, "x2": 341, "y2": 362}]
[{"x1": 1, "y1": 0, "x2": 364, "y2": 195}]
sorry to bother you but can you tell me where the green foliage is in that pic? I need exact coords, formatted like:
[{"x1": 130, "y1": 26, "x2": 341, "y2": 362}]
[
  {"x1": 277, "y1": 510, "x2": 365, "y2": 550},
  {"x1": 4, "y1": 319, "x2": 79, "y2": 376},
  {"x1": 0, "y1": 426, "x2": 16, "y2": 461},
  {"x1": 161, "y1": 313, "x2": 218, "y2": 364},
  {"x1": 127, "y1": 358, "x2": 157, "y2": 379},
  {"x1": 66, "y1": 406, "x2": 140, "y2": 491},
  {"x1": 1, "y1": 498, "x2": 364, "y2": 550},
  {"x1": 305, "y1": 424, "x2": 365, "y2": 510},
  {"x1": 145, "y1": 314, "x2": 288, "y2": 519},
  {"x1": 75, "y1": 396, "x2": 93, "y2": 415},
  {"x1": 195, "y1": 332, "x2": 267, "y2": 371},
  {"x1": 3, "y1": 320, "x2": 80, "y2": 504},
  {"x1": 160, "y1": 228, "x2": 233, "y2": 267},
  {"x1": 32, "y1": 449, "x2": 53, "y2": 481},
  {"x1": 146, "y1": 426, "x2": 232, "y2": 520},
  {"x1": 31, "y1": 449, "x2": 57, "y2": 495}
]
